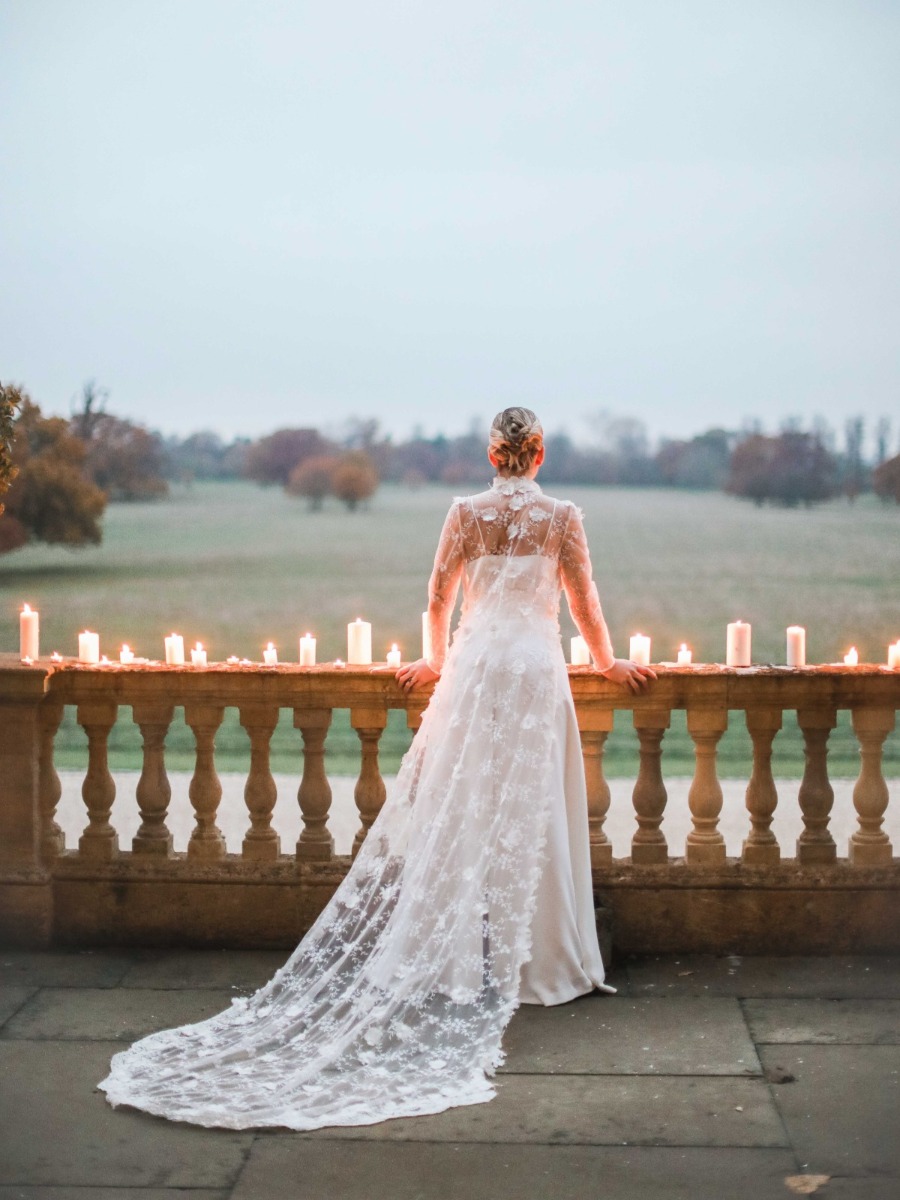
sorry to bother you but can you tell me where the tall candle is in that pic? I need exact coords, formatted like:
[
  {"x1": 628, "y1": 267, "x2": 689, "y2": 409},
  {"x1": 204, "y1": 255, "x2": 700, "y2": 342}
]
[
  {"x1": 164, "y1": 633, "x2": 185, "y2": 665},
  {"x1": 191, "y1": 642, "x2": 207, "y2": 667},
  {"x1": 843, "y1": 647, "x2": 858, "y2": 666},
  {"x1": 20, "y1": 604, "x2": 39, "y2": 660},
  {"x1": 629, "y1": 634, "x2": 651, "y2": 666},
  {"x1": 570, "y1": 635, "x2": 590, "y2": 665},
  {"x1": 677, "y1": 644, "x2": 692, "y2": 666},
  {"x1": 386, "y1": 643, "x2": 402, "y2": 668},
  {"x1": 299, "y1": 633, "x2": 316, "y2": 666},
  {"x1": 347, "y1": 618, "x2": 372, "y2": 665},
  {"x1": 263, "y1": 642, "x2": 278, "y2": 665},
  {"x1": 726, "y1": 621, "x2": 751, "y2": 667},
  {"x1": 78, "y1": 631, "x2": 100, "y2": 664},
  {"x1": 119, "y1": 644, "x2": 135, "y2": 665},
  {"x1": 786, "y1": 625, "x2": 806, "y2": 668},
  {"x1": 889, "y1": 641, "x2": 900, "y2": 670},
  {"x1": 422, "y1": 611, "x2": 432, "y2": 663}
]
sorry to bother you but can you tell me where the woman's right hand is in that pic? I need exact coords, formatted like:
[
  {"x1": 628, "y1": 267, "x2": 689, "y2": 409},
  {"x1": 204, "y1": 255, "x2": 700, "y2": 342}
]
[{"x1": 599, "y1": 658, "x2": 656, "y2": 693}]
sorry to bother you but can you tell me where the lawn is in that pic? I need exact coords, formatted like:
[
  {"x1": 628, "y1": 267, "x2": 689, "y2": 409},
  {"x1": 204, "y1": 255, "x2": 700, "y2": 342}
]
[{"x1": 2, "y1": 480, "x2": 898, "y2": 777}]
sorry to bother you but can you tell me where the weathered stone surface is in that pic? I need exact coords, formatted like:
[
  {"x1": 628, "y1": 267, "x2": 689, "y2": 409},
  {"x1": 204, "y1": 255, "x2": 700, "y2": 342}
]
[
  {"x1": 1, "y1": 987, "x2": 236, "y2": 1041},
  {"x1": 0, "y1": 1190, "x2": 229, "y2": 1199},
  {"x1": 118, "y1": 949, "x2": 287, "y2": 990},
  {"x1": 0, "y1": 1041, "x2": 253, "y2": 1188},
  {"x1": 297, "y1": 1075, "x2": 785, "y2": 1146},
  {"x1": 626, "y1": 954, "x2": 900, "y2": 998},
  {"x1": 0, "y1": 985, "x2": 37, "y2": 1028},
  {"x1": 745, "y1": 998, "x2": 900, "y2": 1044},
  {"x1": 232, "y1": 1142, "x2": 800, "y2": 1200},
  {"x1": 502, "y1": 995, "x2": 760, "y2": 1075},
  {"x1": 759, "y1": 1044, "x2": 900, "y2": 1176},
  {"x1": 0, "y1": 949, "x2": 135, "y2": 988}
]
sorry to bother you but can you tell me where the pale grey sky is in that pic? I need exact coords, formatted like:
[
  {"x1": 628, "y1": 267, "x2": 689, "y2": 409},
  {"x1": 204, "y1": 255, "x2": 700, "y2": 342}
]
[{"x1": 1, "y1": 0, "x2": 898, "y2": 444}]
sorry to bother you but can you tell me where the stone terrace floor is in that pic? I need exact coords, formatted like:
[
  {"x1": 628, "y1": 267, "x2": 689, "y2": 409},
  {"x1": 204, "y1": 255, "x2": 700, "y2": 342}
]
[{"x1": 0, "y1": 951, "x2": 897, "y2": 1200}]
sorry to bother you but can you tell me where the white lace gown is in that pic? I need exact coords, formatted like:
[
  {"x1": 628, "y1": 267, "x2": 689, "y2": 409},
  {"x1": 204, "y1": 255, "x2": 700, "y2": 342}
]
[{"x1": 99, "y1": 475, "x2": 618, "y2": 1130}]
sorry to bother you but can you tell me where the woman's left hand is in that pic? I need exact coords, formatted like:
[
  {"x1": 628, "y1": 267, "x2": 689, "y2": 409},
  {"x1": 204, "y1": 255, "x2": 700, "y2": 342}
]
[{"x1": 396, "y1": 657, "x2": 440, "y2": 693}]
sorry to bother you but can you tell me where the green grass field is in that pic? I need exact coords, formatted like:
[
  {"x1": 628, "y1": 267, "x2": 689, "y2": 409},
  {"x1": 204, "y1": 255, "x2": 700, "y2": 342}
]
[{"x1": 2, "y1": 480, "x2": 898, "y2": 777}]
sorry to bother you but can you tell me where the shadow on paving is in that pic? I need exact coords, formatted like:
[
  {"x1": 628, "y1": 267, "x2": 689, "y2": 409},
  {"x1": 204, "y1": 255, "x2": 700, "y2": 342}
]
[{"x1": 0, "y1": 950, "x2": 897, "y2": 1200}]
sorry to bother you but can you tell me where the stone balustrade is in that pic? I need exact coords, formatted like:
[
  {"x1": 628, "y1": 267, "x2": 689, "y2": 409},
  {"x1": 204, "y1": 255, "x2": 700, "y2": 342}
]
[{"x1": 0, "y1": 655, "x2": 897, "y2": 954}]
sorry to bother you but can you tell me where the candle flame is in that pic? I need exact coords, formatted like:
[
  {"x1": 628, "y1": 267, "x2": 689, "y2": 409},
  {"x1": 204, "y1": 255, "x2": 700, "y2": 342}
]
[
  {"x1": 195, "y1": 642, "x2": 203, "y2": 651},
  {"x1": 122, "y1": 644, "x2": 131, "y2": 653},
  {"x1": 266, "y1": 642, "x2": 275, "y2": 651},
  {"x1": 51, "y1": 652, "x2": 62, "y2": 661},
  {"x1": 680, "y1": 643, "x2": 688, "y2": 651},
  {"x1": 22, "y1": 603, "x2": 32, "y2": 614},
  {"x1": 22, "y1": 656, "x2": 33, "y2": 665},
  {"x1": 391, "y1": 643, "x2": 399, "y2": 651}
]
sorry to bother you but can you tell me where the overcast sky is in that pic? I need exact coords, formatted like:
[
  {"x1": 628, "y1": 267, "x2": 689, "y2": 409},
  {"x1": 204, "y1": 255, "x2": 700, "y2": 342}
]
[{"x1": 1, "y1": 0, "x2": 898, "y2": 445}]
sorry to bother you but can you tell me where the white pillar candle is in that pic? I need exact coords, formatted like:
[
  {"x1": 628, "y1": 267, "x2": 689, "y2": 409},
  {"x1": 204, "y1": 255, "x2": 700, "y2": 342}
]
[
  {"x1": 20, "y1": 604, "x2": 39, "y2": 660},
  {"x1": 386, "y1": 643, "x2": 402, "y2": 668},
  {"x1": 422, "y1": 611, "x2": 432, "y2": 663},
  {"x1": 299, "y1": 633, "x2": 316, "y2": 666},
  {"x1": 629, "y1": 634, "x2": 651, "y2": 666},
  {"x1": 843, "y1": 647, "x2": 859, "y2": 666},
  {"x1": 78, "y1": 631, "x2": 100, "y2": 664},
  {"x1": 262, "y1": 642, "x2": 278, "y2": 666},
  {"x1": 726, "y1": 621, "x2": 751, "y2": 667},
  {"x1": 347, "y1": 618, "x2": 372, "y2": 665},
  {"x1": 190, "y1": 642, "x2": 207, "y2": 667},
  {"x1": 786, "y1": 625, "x2": 806, "y2": 668},
  {"x1": 570, "y1": 635, "x2": 590, "y2": 665},
  {"x1": 119, "y1": 644, "x2": 135, "y2": 665},
  {"x1": 164, "y1": 633, "x2": 185, "y2": 665},
  {"x1": 677, "y1": 644, "x2": 692, "y2": 666},
  {"x1": 889, "y1": 641, "x2": 900, "y2": 670}
]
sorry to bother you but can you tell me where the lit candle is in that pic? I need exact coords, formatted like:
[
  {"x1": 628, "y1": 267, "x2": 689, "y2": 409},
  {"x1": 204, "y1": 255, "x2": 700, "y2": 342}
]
[
  {"x1": 299, "y1": 633, "x2": 316, "y2": 666},
  {"x1": 570, "y1": 635, "x2": 590, "y2": 665},
  {"x1": 226, "y1": 656, "x2": 240, "y2": 664},
  {"x1": 677, "y1": 644, "x2": 692, "y2": 666},
  {"x1": 191, "y1": 642, "x2": 207, "y2": 667},
  {"x1": 629, "y1": 633, "x2": 651, "y2": 666},
  {"x1": 100, "y1": 655, "x2": 110, "y2": 665},
  {"x1": 263, "y1": 642, "x2": 278, "y2": 666},
  {"x1": 50, "y1": 651, "x2": 62, "y2": 663},
  {"x1": 786, "y1": 625, "x2": 806, "y2": 668},
  {"x1": 726, "y1": 621, "x2": 751, "y2": 667},
  {"x1": 119, "y1": 644, "x2": 135, "y2": 664},
  {"x1": 888, "y1": 641, "x2": 900, "y2": 669},
  {"x1": 334, "y1": 657, "x2": 346, "y2": 668},
  {"x1": 347, "y1": 618, "x2": 372, "y2": 665},
  {"x1": 843, "y1": 647, "x2": 859, "y2": 666},
  {"x1": 164, "y1": 633, "x2": 185, "y2": 665},
  {"x1": 78, "y1": 631, "x2": 100, "y2": 664},
  {"x1": 20, "y1": 604, "x2": 39, "y2": 660},
  {"x1": 386, "y1": 643, "x2": 402, "y2": 668},
  {"x1": 422, "y1": 611, "x2": 432, "y2": 663}
]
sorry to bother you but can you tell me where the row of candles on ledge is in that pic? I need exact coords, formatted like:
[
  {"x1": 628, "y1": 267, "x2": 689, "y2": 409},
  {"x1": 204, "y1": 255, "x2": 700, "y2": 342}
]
[{"x1": 16, "y1": 605, "x2": 900, "y2": 669}]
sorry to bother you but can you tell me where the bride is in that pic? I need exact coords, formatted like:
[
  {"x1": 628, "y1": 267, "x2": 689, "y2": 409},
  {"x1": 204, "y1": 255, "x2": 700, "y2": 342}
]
[{"x1": 99, "y1": 407, "x2": 654, "y2": 1130}]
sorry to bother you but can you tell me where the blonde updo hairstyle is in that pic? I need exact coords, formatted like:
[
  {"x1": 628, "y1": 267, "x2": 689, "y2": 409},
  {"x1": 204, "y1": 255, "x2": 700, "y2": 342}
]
[{"x1": 488, "y1": 407, "x2": 544, "y2": 476}]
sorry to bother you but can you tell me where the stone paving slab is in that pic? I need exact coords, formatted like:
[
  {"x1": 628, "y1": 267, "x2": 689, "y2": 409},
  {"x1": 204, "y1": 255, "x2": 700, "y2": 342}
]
[
  {"x1": 232, "y1": 1141, "x2": 801, "y2": 1200},
  {"x1": 0, "y1": 1041, "x2": 252, "y2": 1189},
  {"x1": 0, "y1": 987, "x2": 37, "y2": 1028},
  {"x1": 0, "y1": 950, "x2": 135, "y2": 989},
  {"x1": 745, "y1": 998, "x2": 900, "y2": 1045},
  {"x1": 502, "y1": 995, "x2": 760, "y2": 1075},
  {"x1": 297, "y1": 1075, "x2": 785, "y2": 1146},
  {"x1": 807, "y1": 1181, "x2": 900, "y2": 1199},
  {"x1": 0, "y1": 1190, "x2": 229, "y2": 1200},
  {"x1": 1, "y1": 987, "x2": 237, "y2": 1042},
  {"x1": 119, "y1": 950, "x2": 288, "y2": 991},
  {"x1": 759, "y1": 1044, "x2": 900, "y2": 1176},
  {"x1": 626, "y1": 955, "x2": 900, "y2": 998}
]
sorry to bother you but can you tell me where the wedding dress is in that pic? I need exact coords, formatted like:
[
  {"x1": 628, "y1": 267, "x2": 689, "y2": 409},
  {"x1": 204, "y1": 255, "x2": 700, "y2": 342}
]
[{"x1": 99, "y1": 474, "x2": 618, "y2": 1130}]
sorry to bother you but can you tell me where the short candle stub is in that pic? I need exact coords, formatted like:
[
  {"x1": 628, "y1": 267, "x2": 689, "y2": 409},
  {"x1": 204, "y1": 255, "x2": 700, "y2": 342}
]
[{"x1": 843, "y1": 647, "x2": 859, "y2": 667}]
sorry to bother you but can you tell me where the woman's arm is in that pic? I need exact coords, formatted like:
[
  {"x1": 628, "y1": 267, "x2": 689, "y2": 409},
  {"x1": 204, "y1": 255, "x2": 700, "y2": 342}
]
[{"x1": 397, "y1": 500, "x2": 464, "y2": 692}]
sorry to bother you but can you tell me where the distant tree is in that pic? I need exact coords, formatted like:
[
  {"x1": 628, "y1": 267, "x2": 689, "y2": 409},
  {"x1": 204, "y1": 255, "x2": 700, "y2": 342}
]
[
  {"x1": 842, "y1": 416, "x2": 866, "y2": 502},
  {"x1": 873, "y1": 453, "x2": 900, "y2": 505},
  {"x1": 286, "y1": 454, "x2": 340, "y2": 510},
  {"x1": 332, "y1": 451, "x2": 379, "y2": 511},
  {"x1": 244, "y1": 428, "x2": 333, "y2": 486},
  {"x1": 70, "y1": 381, "x2": 168, "y2": 500},
  {"x1": 0, "y1": 382, "x2": 23, "y2": 517},
  {"x1": 1, "y1": 396, "x2": 107, "y2": 553},
  {"x1": 875, "y1": 417, "x2": 892, "y2": 466},
  {"x1": 726, "y1": 431, "x2": 838, "y2": 507},
  {"x1": 656, "y1": 429, "x2": 733, "y2": 490}
]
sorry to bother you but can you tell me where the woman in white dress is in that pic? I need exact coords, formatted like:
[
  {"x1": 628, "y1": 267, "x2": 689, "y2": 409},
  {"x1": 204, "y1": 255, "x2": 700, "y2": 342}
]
[{"x1": 99, "y1": 407, "x2": 654, "y2": 1131}]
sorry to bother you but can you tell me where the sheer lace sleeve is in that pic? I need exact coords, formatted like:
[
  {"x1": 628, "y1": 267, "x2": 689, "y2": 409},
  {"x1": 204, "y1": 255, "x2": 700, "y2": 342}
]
[
  {"x1": 426, "y1": 500, "x2": 464, "y2": 671},
  {"x1": 558, "y1": 503, "x2": 616, "y2": 673}
]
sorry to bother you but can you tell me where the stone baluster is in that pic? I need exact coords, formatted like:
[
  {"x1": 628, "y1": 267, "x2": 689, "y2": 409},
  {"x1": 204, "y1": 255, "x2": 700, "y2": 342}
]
[
  {"x1": 685, "y1": 708, "x2": 728, "y2": 865},
  {"x1": 580, "y1": 710, "x2": 615, "y2": 867},
  {"x1": 796, "y1": 707, "x2": 837, "y2": 864},
  {"x1": 184, "y1": 703, "x2": 226, "y2": 860},
  {"x1": 38, "y1": 701, "x2": 65, "y2": 861},
  {"x1": 294, "y1": 708, "x2": 334, "y2": 861},
  {"x1": 77, "y1": 701, "x2": 118, "y2": 861},
  {"x1": 742, "y1": 707, "x2": 782, "y2": 866},
  {"x1": 240, "y1": 704, "x2": 280, "y2": 860},
  {"x1": 350, "y1": 706, "x2": 387, "y2": 858},
  {"x1": 849, "y1": 708, "x2": 895, "y2": 866},
  {"x1": 131, "y1": 701, "x2": 174, "y2": 856},
  {"x1": 631, "y1": 709, "x2": 670, "y2": 864}
]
